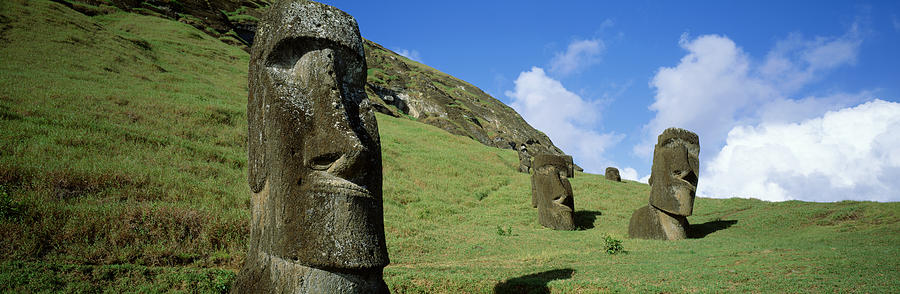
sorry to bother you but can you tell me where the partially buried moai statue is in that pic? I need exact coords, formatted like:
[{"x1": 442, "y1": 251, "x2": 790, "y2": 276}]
[
  {"x1": 517, "y1": 144, "x2": 532, "y2": 173},
  {"x1": 234, "y1": 1, "x2": 389, "y2": 293},
  {"x1": 628, "y1": 128, "x2": 699, "y2": 240},
  {"x1": 532, "y1": 154, "x2": 575, "y2": 230},
  {"x1": 605, "y1": 167, "x2": 621, "y2": 182}
]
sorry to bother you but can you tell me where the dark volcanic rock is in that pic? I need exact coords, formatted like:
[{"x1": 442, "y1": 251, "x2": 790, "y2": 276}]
[
  {"x1": 235, "y1": 1, "x2": 388, "y2": 292},
  {"x1": 605, "y1": 167, "x2": 621, "y2": 182},
  {"x1": 532, "y1": 154, "x2": 575, "y2": 231}
]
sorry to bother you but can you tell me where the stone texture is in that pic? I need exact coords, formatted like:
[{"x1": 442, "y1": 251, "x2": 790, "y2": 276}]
[
  {"x1": 627, "y1": 205, "x2": 689, "y2": 240},
  {"x1": 605, "y1": 167, "x2": 621, "y2": 182},
  {"x1": 532, "y1": 154, "x2": 575, "y2": 230},
  {"x1": 628, "y1": 127, "x2": 700, "y2": 240},
  {"x1": 648, "y1": 128, "x2": 700, "y2": 217},
  {"x1": 235, "y1": 1, "x2": 388, "y2": 292}
]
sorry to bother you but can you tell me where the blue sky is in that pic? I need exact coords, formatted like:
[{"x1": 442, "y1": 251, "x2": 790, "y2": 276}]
[{"x1": 319, "y1": 1, "x2": 900, "y2": 202}]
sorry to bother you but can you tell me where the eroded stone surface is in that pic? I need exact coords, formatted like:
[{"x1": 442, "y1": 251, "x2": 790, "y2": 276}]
[
  {"x1": 235, "y1": 1, "x2": 388, "y2": 292},
  {"x1": 648, "y1": 128, "x2": 699, "y2": 217},
  {"x1": 627, "y1": 205, "x2": 689, "y2": 240},
  {"x1": 605, "y1": 167, "x2": 621, "y2": 182},
  {"x1": 532, "y1": 154, "x2": 575, "y2": 230}
]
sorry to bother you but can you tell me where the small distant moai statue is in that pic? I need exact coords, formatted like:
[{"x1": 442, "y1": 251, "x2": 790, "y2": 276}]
[
  {"x1": 605, "y1": 167, "x2": 621, "y2": 182},
  {"x1": 562, "y1": 155, "x2": 575, "y2": 178},
  {"x1": 234, "y1": 1, "x2": 389, "y2": 293},
  {"x1": 532, "y1": 154, "x2": 576, "y2": 230},
  {"x1": 628, "y1": 128, "x2": 699, "y2": 240},
  {"x1": 517, "y1": 144, "x2": 532, "y2": 173}
]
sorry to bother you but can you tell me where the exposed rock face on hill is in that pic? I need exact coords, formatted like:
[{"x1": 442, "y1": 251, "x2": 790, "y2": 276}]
[
  {"x1": 58, "y1": 0, "x2": 567, "y2": 157},
  {"x1": 362, "y1": 41, "x2": 564, "y2": 155}
]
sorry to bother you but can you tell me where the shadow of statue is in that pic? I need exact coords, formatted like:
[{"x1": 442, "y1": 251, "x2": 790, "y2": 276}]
[
  {"x1": 494, "y1": 268, "x2": 575, "y2": 294},
  {"x1": 689, "y1": 219, "x2": 737, "y2": 239},
  {"x1": 575, "y1": 210, "x2": 602, "y2": 230}
]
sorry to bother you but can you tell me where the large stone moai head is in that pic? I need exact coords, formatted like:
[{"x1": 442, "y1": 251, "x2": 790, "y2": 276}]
[
  {"x1": 648, "y1": 128, "x2": 699, "y2": 216},
  {"x1": 628, "y1": 127, "x2": 699, "y2": 241},
  {"x1": 605, "y1": 167, "x2": 621, "y2": 182},
  {"x1": 532, "y1": 154, "x2": 575, "y2": 230},
  {"x1": 237, "y1": 1, "x2": 388, "y2": 292}
]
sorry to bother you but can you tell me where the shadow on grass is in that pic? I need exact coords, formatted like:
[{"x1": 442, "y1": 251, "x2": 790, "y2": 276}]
[
  {"x1": 575, "y1": 210, "x2": 602, "y2": 230},
  {"x1": 493, "y1": 268, "x2": 575, "y2": 294},
  {"x1": 689, "y1": 219, "x2": 738, "y2": 238}
]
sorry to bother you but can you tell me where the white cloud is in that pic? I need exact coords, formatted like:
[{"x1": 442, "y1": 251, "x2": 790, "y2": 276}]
[
  {"x1": 395, "y1": 48, "x2": 422, "y2": 62},
  {"x1": 759, "y1": 29, "x2": 861, "y2": 92},
  {"x1": 620, "y1": 167, "x2": 639, "y2": 181},
  {"x1": 637, "y1": 28, "x2": 863, "y2": 160},
  {"x1": 700, "y1": 100, "x2": 900, "y2": 202},
  {"x1": 506, "y1": 67, "x2": 621, "y2": 174},
  {"x1": 637, "y1": 34, "x2": 778, "y2": 158},
  {"x1": 549, "y1": 39, "x2": 605, "y2": 75},
  {"x1": 638, "y1": 174, "x2": 650, "y2": 184}
]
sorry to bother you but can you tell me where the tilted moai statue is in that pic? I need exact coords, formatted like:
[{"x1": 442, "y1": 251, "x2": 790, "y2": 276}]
[
  {"x1": 628, "y1": 128, "x2": 699, "y2": 240},
  {"x1": 605, "y1": 167, "x2": 621, "y2": 182},
  {"x1": 517, "y1": 144, "x2": 532, "y2": 173},
  {"x1": 234, "y1": 1, "x2": 389, "y2": 293},
  {"x1": 532, "y1": 154, "x2": 576, "y2": 230}
]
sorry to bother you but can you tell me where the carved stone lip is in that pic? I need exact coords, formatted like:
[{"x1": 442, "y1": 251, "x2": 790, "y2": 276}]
[
  {"x1": 306, "y1": 174, "x2": 373, "y2": 199},
  {"x1": 675, "y1": 178, "x2": 697, "y2": 190}
]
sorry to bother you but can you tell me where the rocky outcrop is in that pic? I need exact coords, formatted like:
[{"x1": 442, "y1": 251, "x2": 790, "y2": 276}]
[{"x1": 362, "y1": 41, "x2": 566, "y2": 157}]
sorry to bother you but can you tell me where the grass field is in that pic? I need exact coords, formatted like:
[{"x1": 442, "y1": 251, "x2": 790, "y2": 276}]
[{"x1": 1, "y1": 1, "x2": 898, "y2": 292}]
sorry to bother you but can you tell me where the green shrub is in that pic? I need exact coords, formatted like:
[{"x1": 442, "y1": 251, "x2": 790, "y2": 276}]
[{"x1": 603, "y1": 235, "x2": 626, "y2": 255}]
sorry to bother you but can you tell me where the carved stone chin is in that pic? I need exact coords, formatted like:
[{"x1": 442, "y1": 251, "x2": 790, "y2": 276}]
[{"x1": 236, "y1": 1, "x2": 388, "y2": 292}]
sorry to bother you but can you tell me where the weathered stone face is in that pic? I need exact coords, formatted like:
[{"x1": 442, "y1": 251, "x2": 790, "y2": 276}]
[
  {"x1": 605, "y1": 167, "x2": 621, "y2": 182},
  {"x1": 532, "y1": 154, "x2": 575, "y2": 230},
  {"x1": 238, "y1": 2, "x2": 388, "y2": 292},
  {"x1": 648, "y1": 128, "x2": 699, "y2": 217}
]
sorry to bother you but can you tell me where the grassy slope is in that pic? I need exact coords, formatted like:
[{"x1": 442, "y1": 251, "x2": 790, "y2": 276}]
[{"x1": 1, "y1": 1, "x2": 898, "y2": 292}]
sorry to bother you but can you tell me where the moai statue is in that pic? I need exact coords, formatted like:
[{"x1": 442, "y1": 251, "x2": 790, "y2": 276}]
[
  {"x1": 605, "y1": 167, "x2": 621, "y2": 182},
  {"x1": 517, "y1": 144, "x2": 532, "y2": 173},
  {"x1": 628, "y1": 128, "x2": 699, "y2": 240},
  {"x1": 234, "y1": 1, "x2": 389, "y2": 293},
  {"x1": 562, "y1": 155, "x2": 575, "y2": 178},
  {"x1": 532, "y1": 154, "x2": 575, "y2": 230}
]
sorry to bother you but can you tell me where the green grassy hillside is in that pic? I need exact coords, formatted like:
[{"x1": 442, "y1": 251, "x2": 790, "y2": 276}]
[{"x1": 1, "y1": 1, "x2": 898, "y2": 292}]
